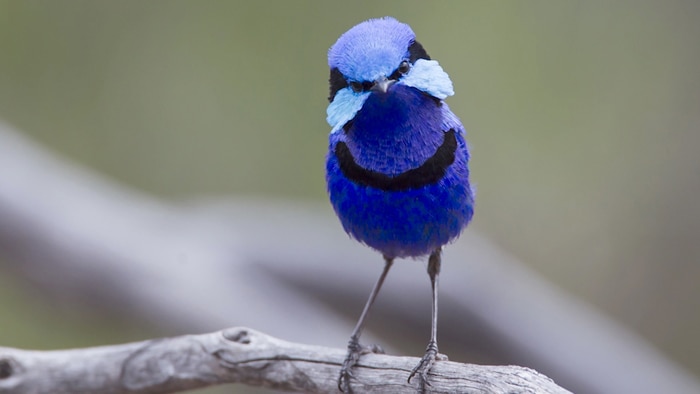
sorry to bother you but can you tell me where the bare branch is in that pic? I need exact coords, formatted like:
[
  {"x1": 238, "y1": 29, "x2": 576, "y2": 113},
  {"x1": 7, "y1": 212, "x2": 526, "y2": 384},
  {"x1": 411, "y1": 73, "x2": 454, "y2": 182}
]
[
  {"x1": 1, "y1": 120, "x2": 699, "y2": 394},
  {"x1": 0, "y1": 327, "x2": 569, "y2": 394}
]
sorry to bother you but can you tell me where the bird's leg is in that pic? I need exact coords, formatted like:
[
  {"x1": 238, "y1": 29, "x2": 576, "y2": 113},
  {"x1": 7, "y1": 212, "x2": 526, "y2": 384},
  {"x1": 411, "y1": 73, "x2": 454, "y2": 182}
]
[
  {"x1": 408, "y1": 248, "x2": 447, "y2": 390},
  {"x1": 338, "y1": 256, "x2": 394, "y2": 392}
]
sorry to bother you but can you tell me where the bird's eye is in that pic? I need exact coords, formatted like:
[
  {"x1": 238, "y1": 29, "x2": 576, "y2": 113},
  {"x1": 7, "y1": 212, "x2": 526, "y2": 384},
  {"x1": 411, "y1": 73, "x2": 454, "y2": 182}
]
[
  {"x1": 350, "y1": 81, "x2": 363, "y2": 93},
  {"x1": 398, "y1": 60, "x2": 410, "y2": 75},
  {"x1": 389, "y1": 60, "x2": 411, "y2": 81}
]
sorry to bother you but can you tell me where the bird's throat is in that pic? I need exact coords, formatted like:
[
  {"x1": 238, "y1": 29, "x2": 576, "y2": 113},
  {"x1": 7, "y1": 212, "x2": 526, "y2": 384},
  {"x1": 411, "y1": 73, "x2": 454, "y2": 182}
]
[{"x1": 344, "y1": 85, "x2": 445, "y2": 175}]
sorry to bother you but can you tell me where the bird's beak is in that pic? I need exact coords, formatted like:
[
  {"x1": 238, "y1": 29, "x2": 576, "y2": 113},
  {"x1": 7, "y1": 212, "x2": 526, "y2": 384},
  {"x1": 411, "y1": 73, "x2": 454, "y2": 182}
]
[{"x1": 371, "y1": 76, "x2": 393, "y2": 94}]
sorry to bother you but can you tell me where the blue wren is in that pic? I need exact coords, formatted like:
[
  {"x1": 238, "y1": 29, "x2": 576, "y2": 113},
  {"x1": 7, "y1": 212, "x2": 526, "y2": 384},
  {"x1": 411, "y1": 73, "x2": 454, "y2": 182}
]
[{"x1": 325, "y1": 17, "x2": 474, "y2": 391}]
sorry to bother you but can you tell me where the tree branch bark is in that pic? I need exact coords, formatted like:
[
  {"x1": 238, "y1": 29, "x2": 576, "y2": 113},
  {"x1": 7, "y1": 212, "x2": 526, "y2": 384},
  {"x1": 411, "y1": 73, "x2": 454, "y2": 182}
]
[
  {"x1": 1, "y1": 119, "x2": 699, "y2": 394},
  {"x1": 0, "y1": 327, "x2": 569, "y2": 394}
]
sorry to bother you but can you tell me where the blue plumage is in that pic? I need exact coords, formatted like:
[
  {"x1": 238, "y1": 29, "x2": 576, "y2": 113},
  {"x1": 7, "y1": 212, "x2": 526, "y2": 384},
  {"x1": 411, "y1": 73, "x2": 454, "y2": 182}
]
[
  {"x1": 326, "y1": 18, "x2": 473, "y2": 258},
  {"x1": 325, "y1": 16, "x2": 474, "y2": 391}
]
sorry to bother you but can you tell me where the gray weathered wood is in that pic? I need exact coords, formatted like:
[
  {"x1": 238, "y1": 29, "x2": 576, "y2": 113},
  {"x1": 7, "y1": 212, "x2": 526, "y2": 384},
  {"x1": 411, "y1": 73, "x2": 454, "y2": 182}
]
[
  {"x1": 1, "y1": 120, "x2": 699, "y2": 394},
  {"x1": 0, "y1": 327, "x2": 570, "y2": 394}
]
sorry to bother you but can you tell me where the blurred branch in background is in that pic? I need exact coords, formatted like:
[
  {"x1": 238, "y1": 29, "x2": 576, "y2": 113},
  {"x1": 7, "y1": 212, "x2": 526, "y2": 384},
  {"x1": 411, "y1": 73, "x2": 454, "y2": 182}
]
[
  {"x1": 0, "y1": 327, "x2": 570, "y2": 394},
  {"x1": 1, "y1": 121, "x2": 698, "y2": 394}
]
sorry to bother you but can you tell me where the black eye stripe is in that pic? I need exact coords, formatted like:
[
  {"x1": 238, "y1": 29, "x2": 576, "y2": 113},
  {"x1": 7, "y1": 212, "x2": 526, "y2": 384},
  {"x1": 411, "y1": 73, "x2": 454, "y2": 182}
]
[
  {"x1": 349, "y1": 81, "x2": 374, "y2": 93},
  {"x1": 388, "y1": 69, "x2": 401, "y2": 81},
  {"x1": 329, "y1": 40, "x2": 430, "y2": 102},
  {"x1": 350, "y1": 81, "x2": 362, "y2": 93},
  {"x1": 408, "y1": 40, "x2": 430, "y2": 62},
  {"x1": 328, "y1": 67, "x2": 348, "y2": 102}
]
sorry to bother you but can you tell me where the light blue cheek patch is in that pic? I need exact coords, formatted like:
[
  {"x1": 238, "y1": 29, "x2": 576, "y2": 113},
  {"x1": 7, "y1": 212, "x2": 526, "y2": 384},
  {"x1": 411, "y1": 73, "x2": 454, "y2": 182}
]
[
  {"x1": 400, "y1": 59, "x2": 454, "y2": 100},
  {"x1": 326, "y1": 88, "x2": 370, "y2": 133}
]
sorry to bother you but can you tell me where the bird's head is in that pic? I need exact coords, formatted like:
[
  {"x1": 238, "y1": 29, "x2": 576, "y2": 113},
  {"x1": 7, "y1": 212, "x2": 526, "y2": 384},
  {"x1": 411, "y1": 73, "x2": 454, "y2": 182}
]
[{"x1": 326, "y1": 17, "x2": 455, "y2": 133}]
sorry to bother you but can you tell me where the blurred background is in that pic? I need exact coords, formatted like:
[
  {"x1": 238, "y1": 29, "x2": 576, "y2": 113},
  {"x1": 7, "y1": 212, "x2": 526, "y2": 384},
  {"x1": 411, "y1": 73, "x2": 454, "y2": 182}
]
[{"x1": 1, "y1": 1, "x2": 699, "y2": 393}]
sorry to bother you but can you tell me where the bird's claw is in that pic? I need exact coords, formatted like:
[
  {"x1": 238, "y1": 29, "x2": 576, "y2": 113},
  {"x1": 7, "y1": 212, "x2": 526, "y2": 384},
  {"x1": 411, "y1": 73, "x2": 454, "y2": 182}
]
[
  {"x1": 338, "y1": 337, "x2": 384, "y2": 392},
  {"x1": 408, "y1": 341, "x2": 444, "y2": 391},
  {"x1": 338, "y1": 367, "x2": 354, "y2": 393},
  {"x1": 338, "y1": 345, "x2": 359, "y2": 393}
]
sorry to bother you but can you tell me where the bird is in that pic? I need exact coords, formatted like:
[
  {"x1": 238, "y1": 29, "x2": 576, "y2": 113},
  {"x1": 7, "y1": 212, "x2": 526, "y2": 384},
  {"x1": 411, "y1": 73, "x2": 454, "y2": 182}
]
[{"x1": 325, "y1": 16, "x2": 475, "y2": 391}]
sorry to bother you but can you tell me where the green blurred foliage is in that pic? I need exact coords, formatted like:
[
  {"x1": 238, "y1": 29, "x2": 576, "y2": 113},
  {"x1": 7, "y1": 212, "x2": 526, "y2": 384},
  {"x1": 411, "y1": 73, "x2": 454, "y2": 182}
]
[{"x1": 0, "y1": 0, "x2": 699, "y2": 385}]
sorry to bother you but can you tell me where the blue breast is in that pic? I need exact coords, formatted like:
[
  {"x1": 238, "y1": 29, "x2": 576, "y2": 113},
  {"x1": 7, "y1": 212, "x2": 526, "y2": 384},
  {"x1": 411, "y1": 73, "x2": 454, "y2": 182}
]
[{"x1": 326, "y1": 86, "x2": 474, "y2": 259}]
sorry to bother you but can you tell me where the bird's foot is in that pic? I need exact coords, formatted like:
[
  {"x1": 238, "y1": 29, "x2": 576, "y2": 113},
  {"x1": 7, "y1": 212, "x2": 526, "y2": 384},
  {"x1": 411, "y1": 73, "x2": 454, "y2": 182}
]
[
  {"x1": 408, "y1": 341, "x2": 447, "y2": 391},
  {"x1": 338, "y1": 336, "x2": 384, "y2": 392}
]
